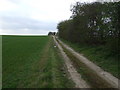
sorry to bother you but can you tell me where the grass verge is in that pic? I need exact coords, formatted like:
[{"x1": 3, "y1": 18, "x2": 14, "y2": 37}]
[
  {"x1": 60, "y1": 38, "x2": 119, "y2": 79},
  {"x1": 57, "y1": 39, "x2": 113, "y2": 88}
]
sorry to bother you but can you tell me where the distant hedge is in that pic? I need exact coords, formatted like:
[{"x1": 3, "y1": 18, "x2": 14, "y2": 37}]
[{"x1": 57, "y1": 2, "x2": 120, "y2": 54}]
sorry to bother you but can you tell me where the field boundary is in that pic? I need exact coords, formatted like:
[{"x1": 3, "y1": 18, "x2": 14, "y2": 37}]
[{"x1": 56, "y1": 37, "x2": 119, "y2": 89}]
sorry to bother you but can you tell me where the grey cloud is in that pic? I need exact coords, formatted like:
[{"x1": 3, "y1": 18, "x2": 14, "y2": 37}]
[{"x1": 1, "y1": 16, "x2": 57, "y2": 31}]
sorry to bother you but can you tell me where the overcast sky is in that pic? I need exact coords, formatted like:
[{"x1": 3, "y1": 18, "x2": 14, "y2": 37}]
[{"x1": 0, "y1": 0, "x2": 96, "y2": 35}]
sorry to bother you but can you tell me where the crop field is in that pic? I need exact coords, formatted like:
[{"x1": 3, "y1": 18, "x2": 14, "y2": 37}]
[
  {"x1": 2, "y1": 35, "x2": 74, "y2": 88},
  {"x1": 2, "y1": 35, "x2": 118, "y2": 88}
]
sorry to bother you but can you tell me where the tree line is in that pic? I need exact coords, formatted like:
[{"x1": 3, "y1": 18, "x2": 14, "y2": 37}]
[{"x1": 57, "y1": 2, "x2": 120, "y2": 54}]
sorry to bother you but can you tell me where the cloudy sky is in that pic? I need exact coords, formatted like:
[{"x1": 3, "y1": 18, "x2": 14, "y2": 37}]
[{"x1": 0, "y1": 0, "x2": 96, "y2": 35}]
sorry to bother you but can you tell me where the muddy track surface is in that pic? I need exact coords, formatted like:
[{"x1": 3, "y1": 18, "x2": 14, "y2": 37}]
[
  {"x1": 54, "y1": 36, "x2": 119, "y2": 89},
  {"x1": 53, "y1": 36, "x2": 90, "y2": 88}
]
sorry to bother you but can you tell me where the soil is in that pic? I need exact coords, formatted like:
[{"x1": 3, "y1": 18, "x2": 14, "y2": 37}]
[{"x1": 53, "y1": 36, "x2": 90, "y2": 88}]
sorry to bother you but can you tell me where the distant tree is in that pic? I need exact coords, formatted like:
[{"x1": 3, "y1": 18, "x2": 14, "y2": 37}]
[
  {"x1": 53, "y1": 32, "x2": 56, "y2": 35},
  {"x1": 48, "y1": 32, "x2": 56, "y2": 36},
  {"x1": 48, "y1": 32, "x2": 53, "y2": 36}
]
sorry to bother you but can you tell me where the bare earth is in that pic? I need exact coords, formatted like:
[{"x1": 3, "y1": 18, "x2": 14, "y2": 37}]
[
  {"x1": 56, "y1": 37, "x2": 119, "y2": 89},
  {"x1": 53, "y1": 36, "x2": 90, "y2": 88}
]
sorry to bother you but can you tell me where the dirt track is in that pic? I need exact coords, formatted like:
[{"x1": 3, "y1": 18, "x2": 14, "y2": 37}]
[
  {"x1": 53, "y1": 36, "x2": 90, "y2": 88},
  {"x1": 53, "y1": 36, "x2": 119, "y2": 89}
]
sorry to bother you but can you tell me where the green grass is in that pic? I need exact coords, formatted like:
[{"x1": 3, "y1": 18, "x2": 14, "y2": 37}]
[
  {"x1": 0, "y1": 35, "x2": 2, "y2": 89},
  {"x1": 57, "y1": 39, "x2": 112, "y2": 88},
  {"x1": 59, "y1": 43, "x2": 112, "y2": 88},
  {"x1": 60, "y1": 39, "x2": 119, "y2": 79},
  {"x1": 2, "y1": 35, "x2": 74, "y2": 88}
]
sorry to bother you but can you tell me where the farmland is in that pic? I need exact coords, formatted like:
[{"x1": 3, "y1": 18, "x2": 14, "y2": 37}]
[
  {"x1": 2, "y1": 35, "x2": 74, "y2": 88},
  {"x1": 2, "y1": 35, "x2": 119, "y2": 88}
]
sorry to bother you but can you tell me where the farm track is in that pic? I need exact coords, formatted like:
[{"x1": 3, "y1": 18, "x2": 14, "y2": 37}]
[
  {"x1": 53, "y1": 36, "x2": 119, "y2": 89},
  {"x1": 53, "y1": 36, "x2": 90, "y2": 88}
]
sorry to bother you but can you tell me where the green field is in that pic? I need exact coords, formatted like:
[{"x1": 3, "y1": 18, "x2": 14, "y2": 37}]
[
  {"x1": 2, "y1": 35, "x2": 74, "y2": 88},
  {"x1": 0, "y1": 35, "x2": 2, "y2": 89}
]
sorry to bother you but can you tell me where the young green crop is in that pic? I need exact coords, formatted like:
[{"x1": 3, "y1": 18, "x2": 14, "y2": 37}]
[{"x1": 2, "y1": 35, "x2": 74, "y2": 88}]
